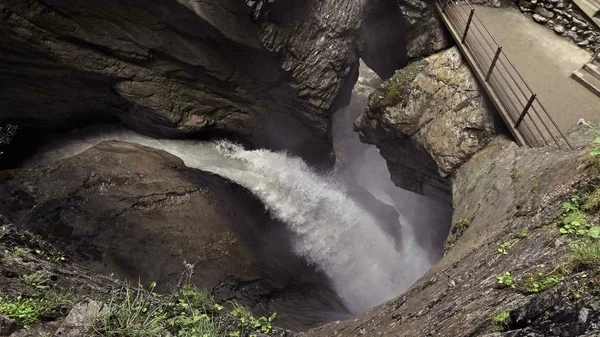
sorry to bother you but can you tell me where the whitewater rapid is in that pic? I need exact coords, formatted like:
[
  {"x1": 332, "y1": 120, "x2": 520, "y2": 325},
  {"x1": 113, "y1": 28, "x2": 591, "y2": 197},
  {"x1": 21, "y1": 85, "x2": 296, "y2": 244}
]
[{"x1": 29, "y1": 127, "x2": 420, "y2": 313}]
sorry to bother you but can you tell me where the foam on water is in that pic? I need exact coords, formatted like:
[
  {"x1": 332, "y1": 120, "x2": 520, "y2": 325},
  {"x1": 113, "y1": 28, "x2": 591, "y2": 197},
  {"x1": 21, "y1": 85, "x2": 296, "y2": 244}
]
[{"x1": 29, "y1": 127, "x2": 417, "y2": 312}]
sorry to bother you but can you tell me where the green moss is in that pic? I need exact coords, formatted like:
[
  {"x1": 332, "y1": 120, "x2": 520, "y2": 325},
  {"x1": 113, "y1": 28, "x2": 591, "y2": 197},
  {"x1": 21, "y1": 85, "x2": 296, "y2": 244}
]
[
  {"x1": 443, "y1": 218, "x2": 472, "y2": 254},
  {"x1": 492, "y1": 311, "x2": 510, "y2": 326},
  {"x1": 382, "y1": 59, "x2": 427, "y2": 106}
]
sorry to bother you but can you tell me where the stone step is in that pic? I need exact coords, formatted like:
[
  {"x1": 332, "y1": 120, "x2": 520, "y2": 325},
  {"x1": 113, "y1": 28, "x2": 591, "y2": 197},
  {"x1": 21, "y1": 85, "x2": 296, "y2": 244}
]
[
  {"x1": 584, "y1": 63, "x2": 600, "y2": 80},
  {"x1": 595, "y1": 53, "x2": 600, "y2": 65},
  {"x1": 572, "y1": 69, "x2": 600, "y2": 97}
]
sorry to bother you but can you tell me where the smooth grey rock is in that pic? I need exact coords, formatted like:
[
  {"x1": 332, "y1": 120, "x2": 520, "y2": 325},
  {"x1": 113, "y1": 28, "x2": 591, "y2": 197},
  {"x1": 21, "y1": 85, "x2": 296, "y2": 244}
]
[
  {"x1": 53, "y1": 301, "x2": 107, "y2": 337},
  {"x1": 535, "y1": 6, "x2": 555, "y2": 18},
  {"x1": 554, "y1": 24, "x2": 566, "y2": 33},
  {"x1": 533, "y1": 13, "x2": 550, "y2": 23}
]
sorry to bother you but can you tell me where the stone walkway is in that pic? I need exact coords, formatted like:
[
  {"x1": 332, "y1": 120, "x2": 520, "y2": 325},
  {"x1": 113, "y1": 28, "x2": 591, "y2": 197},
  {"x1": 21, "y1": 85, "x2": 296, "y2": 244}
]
[{"x1": 472, "y1": 5, "x2": 599, "y2": 135}]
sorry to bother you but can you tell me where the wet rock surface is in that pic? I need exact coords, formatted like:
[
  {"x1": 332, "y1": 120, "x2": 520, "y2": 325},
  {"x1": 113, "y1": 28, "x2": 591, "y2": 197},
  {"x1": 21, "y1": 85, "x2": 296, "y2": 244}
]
[
  {"x1": 0, "y1": 0, "x2": 362, "y2": 165},
  {"x1": 304, "y1": 136, "x2": 600, "y2": 336},
  {"x1": 397, "y1": 0, "x2": 453, "y2": 61},
  {"x1": 0, "y1": 141, "x2": 344, "y2": 331},
  {"x1": 355, "y1": 47, "x2": 502, "y2": 205}
]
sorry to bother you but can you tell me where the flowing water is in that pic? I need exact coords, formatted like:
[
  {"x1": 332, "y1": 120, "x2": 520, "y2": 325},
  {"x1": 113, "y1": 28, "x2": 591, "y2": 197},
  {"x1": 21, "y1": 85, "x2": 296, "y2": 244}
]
[
  {"x1": 28, "y1": 127, "x2": 415, "y2": 313},
  {"x1": 26, "y1": 63, "x2": 450, "y2": 315}
]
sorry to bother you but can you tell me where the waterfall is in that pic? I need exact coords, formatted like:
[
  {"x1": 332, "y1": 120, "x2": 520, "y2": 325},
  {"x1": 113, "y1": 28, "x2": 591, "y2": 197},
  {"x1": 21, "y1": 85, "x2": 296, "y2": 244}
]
[{"x1": 28, "y1": 126, "x2": 423, "y2": 313}]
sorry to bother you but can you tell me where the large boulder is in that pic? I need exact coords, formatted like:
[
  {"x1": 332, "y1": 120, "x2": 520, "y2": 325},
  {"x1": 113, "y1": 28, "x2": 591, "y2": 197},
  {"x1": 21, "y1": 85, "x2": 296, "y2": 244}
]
[
  {"x1": 355, "y1": 47, "x2": 502, "y2": 205},
  {"x1": 0, "y1": 141, "x2": 344, "y2": 330},
  {"x1": 397, "y1": 0, "x2": 453, "y2": 61}
]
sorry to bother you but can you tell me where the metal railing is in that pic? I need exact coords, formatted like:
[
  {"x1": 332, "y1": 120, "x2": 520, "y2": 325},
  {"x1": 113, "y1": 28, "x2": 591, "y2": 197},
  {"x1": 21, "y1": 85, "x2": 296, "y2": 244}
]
[
  {"x1": 436, "y1": 0, "x2": 573, "y2": 150},
  {"x1": 592, "y1": 49, "x2": 600, "y2": 62}
]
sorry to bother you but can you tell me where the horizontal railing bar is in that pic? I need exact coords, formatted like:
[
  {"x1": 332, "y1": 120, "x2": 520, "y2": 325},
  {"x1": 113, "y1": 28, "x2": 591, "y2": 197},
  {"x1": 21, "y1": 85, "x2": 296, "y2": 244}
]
[{"x1": 436, "y1": 0, "x2": 573, "y2": 150}]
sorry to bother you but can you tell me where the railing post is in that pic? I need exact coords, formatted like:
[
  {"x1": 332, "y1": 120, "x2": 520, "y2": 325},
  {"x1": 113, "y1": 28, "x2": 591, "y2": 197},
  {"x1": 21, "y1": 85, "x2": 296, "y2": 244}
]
[
  {"x1": 485, "y1": 46, "x2": 502, "y2": 81},
  {"x1": 514, "y1": 94, "x2": 536, "y2": 128},
  {"x1": 442, "y1": 0, "x2": 450, "y2": 12},
  {"x1": 461, "y1": 9, "x2": 475, "y2": 43}
]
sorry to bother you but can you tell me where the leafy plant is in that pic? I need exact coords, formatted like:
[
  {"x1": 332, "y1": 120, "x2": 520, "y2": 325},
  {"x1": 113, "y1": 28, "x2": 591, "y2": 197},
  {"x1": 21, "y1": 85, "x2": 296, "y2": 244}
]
[
  {"x1": 0, "y1": 292, "x2": 72, "y2": 327},
  {"x1": 518, "y1": 273, "x2": 564, "y2": 294},
  {"x1": 168, "y1": 284, "x2": 223, "y2": 337},
  {"x1": 496, "y1": 271, "x2": 516, "y2": 289},
  {"x1": 443, "y1": 218, "x2": 473, "y2": 254},
  {"x1": 228, "y1": 302, "x2": 276, "y2": 337},
  {"x1": 21, "y1": 272, "x2": 49, "y2": 290},
  {"x1": 497, "y1": 242, "x2": 512, "y2": 255},
  {"x1": 517, "y1": 229, "x2": 530, "y2": 238},
  {"x1": 492, "y1": 311, "x2": 509, "y2": 326}
]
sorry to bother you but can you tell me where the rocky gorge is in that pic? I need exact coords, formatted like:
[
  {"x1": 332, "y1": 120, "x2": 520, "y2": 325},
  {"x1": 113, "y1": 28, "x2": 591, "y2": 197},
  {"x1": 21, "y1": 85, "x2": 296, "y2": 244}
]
[{"x1": 0, "y1": 0, "x2": 599, "y2": 337}]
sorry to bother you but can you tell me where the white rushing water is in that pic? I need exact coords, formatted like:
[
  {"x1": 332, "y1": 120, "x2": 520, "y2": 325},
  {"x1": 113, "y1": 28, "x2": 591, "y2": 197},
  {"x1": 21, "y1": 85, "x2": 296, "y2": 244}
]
[{"x1": 28, "y1": 127, "x2": 418, "y2": 313}]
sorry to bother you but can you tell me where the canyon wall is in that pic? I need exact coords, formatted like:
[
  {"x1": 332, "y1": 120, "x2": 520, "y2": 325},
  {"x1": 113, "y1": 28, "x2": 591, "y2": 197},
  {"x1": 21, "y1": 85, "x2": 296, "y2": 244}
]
[{"x1": 305, "y1": 45, "x2": 600, "y2": 337}]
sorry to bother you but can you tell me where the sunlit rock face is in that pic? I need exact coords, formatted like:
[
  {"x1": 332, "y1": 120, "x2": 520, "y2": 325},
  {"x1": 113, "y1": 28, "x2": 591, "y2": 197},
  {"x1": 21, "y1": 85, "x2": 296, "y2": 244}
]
[{"x1": 355, "y1": 47, "x2": 502, "y2": 205}]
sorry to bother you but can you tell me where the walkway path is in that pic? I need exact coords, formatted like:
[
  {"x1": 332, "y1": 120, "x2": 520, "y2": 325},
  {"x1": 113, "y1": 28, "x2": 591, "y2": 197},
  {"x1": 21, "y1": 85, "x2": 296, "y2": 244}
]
[{"x1": 471, "y1": 5, "x2": 598, "y2": 135}]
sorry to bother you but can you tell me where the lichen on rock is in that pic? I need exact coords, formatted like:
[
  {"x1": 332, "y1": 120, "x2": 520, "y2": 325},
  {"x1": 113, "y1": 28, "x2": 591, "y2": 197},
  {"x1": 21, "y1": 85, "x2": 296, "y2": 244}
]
[{"x1": 355, "y1": 47, "x2": 501, "y2": 204}]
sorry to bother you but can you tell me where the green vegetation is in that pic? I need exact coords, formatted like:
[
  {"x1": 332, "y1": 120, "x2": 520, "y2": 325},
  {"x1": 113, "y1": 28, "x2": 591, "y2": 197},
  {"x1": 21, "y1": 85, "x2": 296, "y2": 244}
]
[
  {"x1": 227, "y1": 302, "x2": 276, "y2": 337},
  {"x1": 517, "y1": 271, "x2": 564, "y2": 294},
  {"x1": 92, "y1": 282, "x2": 166, "y2": 337},
  {"x1": 383, "y1": 59, "x2": 427, "y2": 106},
  {"x1": 0, "y1": 292, "x2": 73, "y2": 327},
  {"x1": 510, "y1": 166, "x2": 523, "y2": 182},
  {"x1": 93, "y1": 280, "x2": 276, "y2": 337},
  {"x1": 496, "y1": 272, "x2": 516, "y2": 289},
  {"x1": 492, "y1": 311, "x2": 509, "y2": 326},
  {"x1": 516, "y1": 229, "x2": 530, "y2": 238},
  {"x1": 443, "y1": 218, "x2": 472, "y2": 254},
  {"x1": 568, "y1": 241, "x2": 600, "y2": 271},
  {"x1": 21, "y1": 272, "x2": 49, "y2": 290},
  {"x1": 497, "y1": 242, "x2": 512, "y2": 255}
]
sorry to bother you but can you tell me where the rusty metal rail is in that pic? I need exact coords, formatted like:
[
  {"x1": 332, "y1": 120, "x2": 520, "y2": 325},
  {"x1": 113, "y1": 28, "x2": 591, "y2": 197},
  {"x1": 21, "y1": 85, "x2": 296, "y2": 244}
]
[{"x1": 436, "y1": 0, "x2": 573, "y2": 150}]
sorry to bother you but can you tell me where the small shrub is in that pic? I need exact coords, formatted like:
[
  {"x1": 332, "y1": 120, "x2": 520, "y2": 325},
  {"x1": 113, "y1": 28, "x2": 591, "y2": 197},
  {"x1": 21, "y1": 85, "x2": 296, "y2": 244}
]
[
  {"x1": 0, "y1": 292, "x2": 72, "y2": 327},
  {"x1": 497, "y1": 242, "x2": 512, "y2": 255},
  {"x1": 517, "y1": 229, "x2": 530, "y2": 238},
  {"x1": 21, "y1": 272, "x2": 49, "y2": 290},
  {"x1": 583, "y1": 186, "x2": 600, "y2": 211},
  {"x1": 168, "y1": 284, "x2": 223, "y2": 337},
  {"x1": 92, "y1": 282, "x2": 167, "y2": 337},
  {"x1": 568, "y1": 241, "x2": 600, "y2": 271},
  {"x1": 443, "y1": 218, "x2": 472, "y2": 253},
  {"x1": 228, "y1": 302, "x2": 276, "y2": 337},
  {"x1": 496, "y1": 271, "x2": 516, "y2": 289},
  {"x1": 518, "y1": 273, "x2": 564, "y2": 294},
  {"x1": 492, "y1": 311, "x2": 509, "y2": 326}
]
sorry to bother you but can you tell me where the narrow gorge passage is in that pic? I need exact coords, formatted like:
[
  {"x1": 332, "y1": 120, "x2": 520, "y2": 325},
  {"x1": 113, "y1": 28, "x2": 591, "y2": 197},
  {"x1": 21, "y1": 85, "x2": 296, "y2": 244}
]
[{"x1": 25, "y1": 64, "x2": 451, "y2": 316}]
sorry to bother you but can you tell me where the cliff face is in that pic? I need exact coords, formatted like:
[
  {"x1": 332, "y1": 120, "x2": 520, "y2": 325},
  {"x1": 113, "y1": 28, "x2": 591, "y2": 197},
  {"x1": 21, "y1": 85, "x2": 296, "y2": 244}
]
[
  {"x1": 304, "y1": 137, "x2": 598, "y2": 337},
  {"x1": 355, "y1": 47, "x2": 501, "y2": 205},
  {"x1": 0, "y1": 141, "x2": 345, "y2": 330},
  {"x1": 308, "y1": 44, "x2": 600, "y2": 337},
  {"x1": 0, "y1": 0, "x2": 363, "y2": 165}
]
